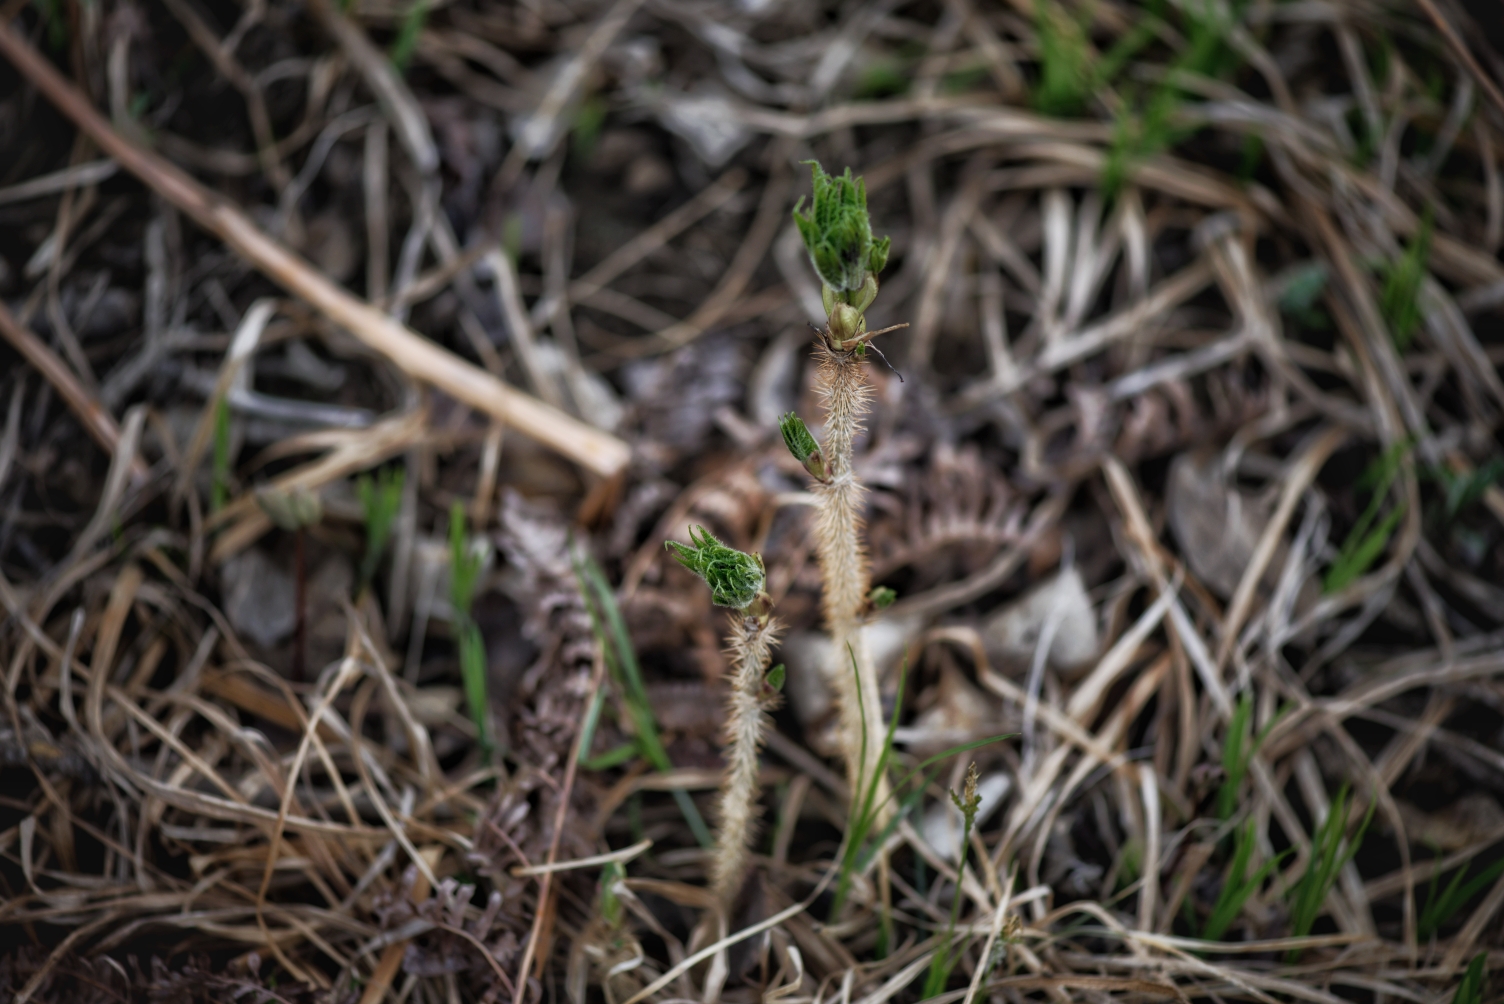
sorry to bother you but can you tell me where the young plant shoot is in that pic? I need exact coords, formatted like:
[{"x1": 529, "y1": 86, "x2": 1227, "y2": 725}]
[
  {"x1": 667, "y1": 525, "x2": 782, "y2": 904},
  {"x1": 785, "y1": 161, "x2": 906, "y2": 813}
]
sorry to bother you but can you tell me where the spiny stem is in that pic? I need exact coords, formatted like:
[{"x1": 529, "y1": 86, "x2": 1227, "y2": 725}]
[
  {"x1": 813, "y1": 341, "x2": 888, "y2": 816},
  {"x1": 710, "y1": 611, "x2": 782, "y2": 904}
]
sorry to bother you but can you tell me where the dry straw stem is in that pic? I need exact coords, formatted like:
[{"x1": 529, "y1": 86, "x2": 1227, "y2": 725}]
[
  {"x1": 0, "y1": 296, "x2": 149, "y2": 483},
  {"x1": 710, "y1": 612, "x2": 782, "y2": 904},
  {"x1": 0, "y1": 23, "x2": 630, "y2": 478}
]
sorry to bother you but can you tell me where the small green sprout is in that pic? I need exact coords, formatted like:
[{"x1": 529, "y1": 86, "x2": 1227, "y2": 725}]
[
  {"x1": 765, "y1": 663, "x2": 786, "y2": 692},
  {"x1": 356, "y1": 466, "x2": 405, "y2": 592},
  {"x1": 869, "y1": 586, "x2": 897, "y2": 610},
  {"x1": 793, "y1": 161, "x2": 891, "y2": 297},
  {"x1": 1382, "y1": 210, "x2": 1434, "y2": 352},
  {"x1": 666, "y1": 525, "x2": 766, "y2": 610},
  {"x1": 1421, "y1": 854, "x2": 1504, "y2": 940},
  {"x1": 779, "y1": 412, "x2": 827, "y2": 481},
  {"x1": 1286, "y1": 784, "x2": 1374, "y2": 960},
  {"x1": 1201, "y1": 818, "x2": 1291, "y2": 942},
  {"x1": 449, "y1": 503, "x2": 493, "y2": 755},
  {"x1": 1451, "y1": 953, "x2": 1487, "y2": 1004}
]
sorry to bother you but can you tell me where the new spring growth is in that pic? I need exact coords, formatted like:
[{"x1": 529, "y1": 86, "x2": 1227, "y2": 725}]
[
  {"x1": 779, "y1": 412, "x2": 827, "y2": 482},
  {"x1": 793, "y1": 162, "x2": 890, "y2": 299},
  {"x1": 666, "y1": 525, "x2": 766, "y2": 611}
]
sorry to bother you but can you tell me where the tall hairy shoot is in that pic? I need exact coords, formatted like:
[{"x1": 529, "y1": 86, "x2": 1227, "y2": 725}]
[
  {"x1": 667, "y1": 526, "x2": 784, "y2": 904},
  {"x1": 784, "y1": 161, "x2": 905, "y2": 809}
]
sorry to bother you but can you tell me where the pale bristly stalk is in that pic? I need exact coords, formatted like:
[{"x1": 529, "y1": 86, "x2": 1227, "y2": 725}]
[
  {"x1": 783, "y1": 162, "x2": 903, "y2": 813},
  {"x1": 710, "y1": 610, "x2": 782, "y2": 902},
  {"x1": 667, "y1": 526, "x2": 785, "y2": 905}
]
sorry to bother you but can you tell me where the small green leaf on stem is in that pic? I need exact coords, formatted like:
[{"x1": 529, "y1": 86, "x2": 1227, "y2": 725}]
[
  {"x1": 765, "y1": 663, "x2": 785, "y2": 692},
  {"x1": 869, "y1": 586, "x2": 897, "y2": 610},
  {"x1": 779, "y1": 412, "x2": 827, "y2": 481}
]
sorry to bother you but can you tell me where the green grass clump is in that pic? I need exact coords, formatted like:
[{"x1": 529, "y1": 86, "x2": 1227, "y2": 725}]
[
  {"x1": 389, "y1": 0, "x2": 430, "y2": 73},
  {"x1": 1201, "y1": 818, "x2": 1290, "y2": 942},
  {"x1": 1102, "y1": 0, "x2": 1248, "y2": 198},
  {"x1": 355, "y1": 467, "x2": 404, "y2": 593},
  {"x1": 1217, "y1": 691, "x2": 1288, "y2": 821},
  {"x1": 1285, "y1": 785, "x2": 1374, "y2": 960},
  {"x1": 1031, "y1": 0, "x2": 1094, "y2": 117},
  {"x1": 1425, "y1": 460, "x2": 1504, "y2": 526},
  {"x1": 448, "y1": 503, "x2": 492, "y2": 755},
  {"x1": 574, "y1": 552, "x2": 714, "y2": 848},
  {"x1": 1451, "y1": 953, "x2": 1488, "y2": 1004},
  {"x1": 1420, "y1": 855, "x2": 1504, "y2": 940},
  {"x1": 1324, "y1": 441, "x2": 1410, "y2": 593},
  {"x1": 1381, "y1": 211, "x2": 1434, "y2": 352}
]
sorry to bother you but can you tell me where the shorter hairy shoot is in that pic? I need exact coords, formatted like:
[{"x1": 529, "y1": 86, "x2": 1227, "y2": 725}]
[
  {"x1": 667, "y1": 525, "x2": 781, "y2": 904},
  {"x1": 667, "y1": 525, "x2": 766, "y2": 611}
]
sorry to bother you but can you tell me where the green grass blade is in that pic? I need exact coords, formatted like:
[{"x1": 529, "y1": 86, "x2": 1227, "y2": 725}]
[
  {"x1": 389, "y1": 0, "x2": 430, "y2": 73},
  {"x1": 573, "y1": 551, "x2": 713, "y2": 848},
  {"x1": 1201, "y1": 819, "x2": 1291, "y2": 942},
  {"x1": 1285, "y1": 786, "x2": 1374, "y2": 960},
  {"x1": 458, "y1": 621, "x2": 491, "y2": 754},
  {"x1": 1420, "y1": 856, "x2": 1504, "y2": 939},
  {"x1": 1451, "y1": 953, "x2": 1487, "y2": 1004}
]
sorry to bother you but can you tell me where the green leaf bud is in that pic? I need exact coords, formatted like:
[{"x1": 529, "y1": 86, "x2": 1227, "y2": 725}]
[
  {"x1": 852, "y1": 275, "x2": 878, "y2": 313},
  {"x1": 779, "y1": 412, "x2": 826, "y2": 481},
  {"x1": 765, "y1": 663, "x2": 786, "y2": 692},
  {"x1": 666, "y1": 525, "x2": 766, "y2": 609},
  {"x1": 792, "y1": 161, "x2": 890, "y2": 293},
  {"x1": 829, "y1": 303, "x2": 864, "y2": 346},
  {"x1": 869, "y1": 586, "x2": 897, "y2": 610}
]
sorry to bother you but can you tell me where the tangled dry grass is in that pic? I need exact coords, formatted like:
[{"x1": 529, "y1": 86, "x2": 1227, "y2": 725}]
[{"x1": 2, "y1": 0, "x2": 1504, "y2": 1000}]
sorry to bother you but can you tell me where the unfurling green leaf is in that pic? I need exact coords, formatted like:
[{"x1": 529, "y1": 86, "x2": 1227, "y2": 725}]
[
  {"x1": 766, "y1": 663, "x2": 786, "y2": 692},
  {"x1": 869, "y1": 586, "x2": 897, "y2": 610},
  {"x1": 779, "y1": 412, "x2": 827, "y2": 481},
  {"x1": 793, "y1": 161, "x2": 890, "y2": 293},
  {"x1": 666, "y1": 525, "x2": 766, "y2": 609}
]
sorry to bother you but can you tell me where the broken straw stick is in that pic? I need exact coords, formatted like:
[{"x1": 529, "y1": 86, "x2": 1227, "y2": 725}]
[
  {"x1": 0, "y1": 22, "x2": 631, "y2": 478},
  {"x1": 0, "y1": 296, "x2": 151, "y2": 483}
]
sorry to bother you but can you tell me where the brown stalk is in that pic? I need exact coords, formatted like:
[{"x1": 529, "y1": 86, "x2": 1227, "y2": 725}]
[
  {"x1": 0, "y1": 23, "x2": 631, "y2": 478},
  {"x1": 0, "y1": 296, "x2": 149, "y2": 482}
]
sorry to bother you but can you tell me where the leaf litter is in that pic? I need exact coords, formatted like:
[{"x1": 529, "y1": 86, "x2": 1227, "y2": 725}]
[{"x1": 0, "y1": 0, "x2": 1503, "y2": 1000}]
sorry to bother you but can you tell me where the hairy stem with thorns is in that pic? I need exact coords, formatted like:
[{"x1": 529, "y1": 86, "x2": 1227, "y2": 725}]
[
  {"x1": 786, "y1": 161, "x2": 900, "y2": 817},
  {"x1": 812, "y1": 343, "x2": 888, "y2": 807},
  {"x1": 666, "y1": 526, "x2": 784, "y2": 904},
  {"x1": 710, "y1": 611, "x2": 782, "y2": 903}
]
